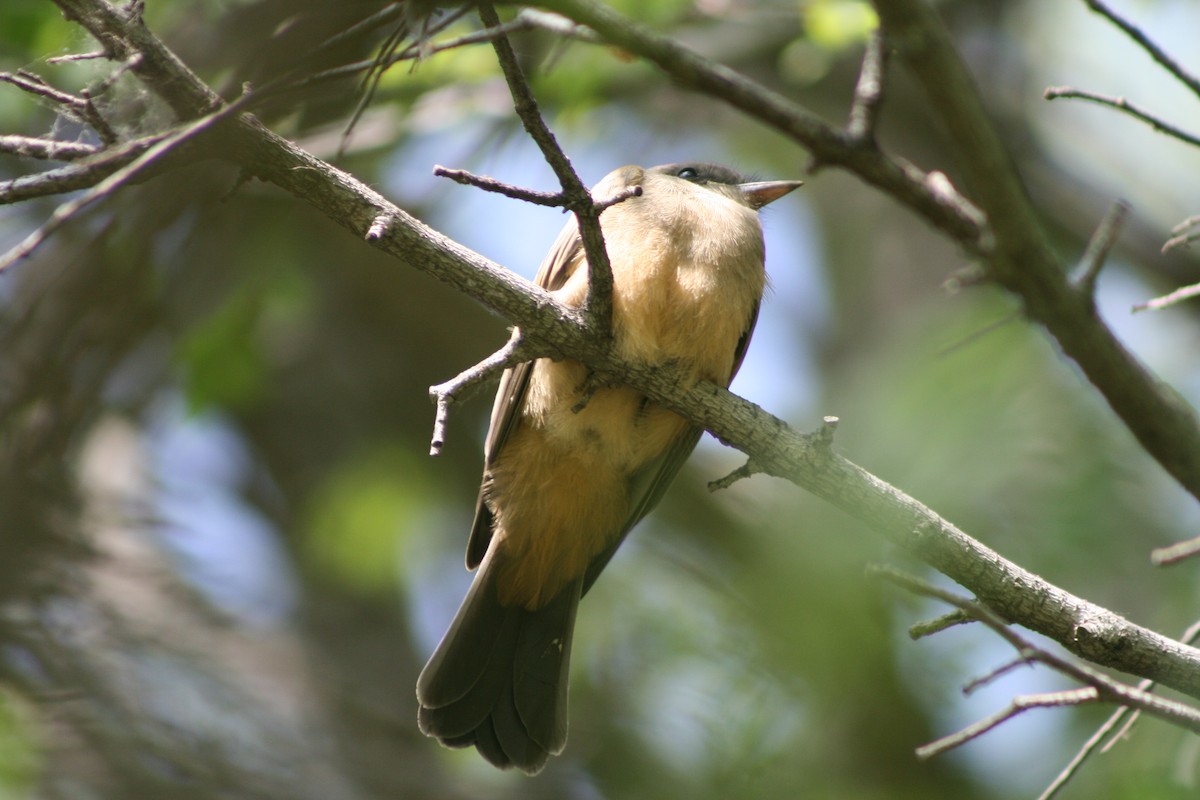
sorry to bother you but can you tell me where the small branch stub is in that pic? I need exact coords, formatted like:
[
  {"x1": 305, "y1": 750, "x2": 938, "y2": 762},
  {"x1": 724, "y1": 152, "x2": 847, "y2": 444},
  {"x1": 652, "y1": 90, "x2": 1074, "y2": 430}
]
[
  {"x1": 815, "y1": 416, "x2": 839, "y2": 451},
  {"x1": 707, "y1": 458, "x2": 762, "y2": 492},
  {"x1": 366, "y1": 212, "x2": 394, "y2": 241},
  {"x1": 846, "y1": 28, "x2": 889, "y2": 144},
  {"x1": 909, "y1": 609, "x2": 973, "y2": 640},
  {"x1": 1073, "y1": 199, "x2": 1129, "y2": 297},
  {"x1": 593, "y1": 184, "x2": 642, "y2": 212}
]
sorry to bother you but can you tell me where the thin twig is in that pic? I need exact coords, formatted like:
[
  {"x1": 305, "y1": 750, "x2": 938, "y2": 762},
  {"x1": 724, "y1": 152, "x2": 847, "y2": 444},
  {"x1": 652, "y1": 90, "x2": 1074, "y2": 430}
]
[
  {"x1": 1134, "y1": 281, "x2": 1200, "y2": 312},
  {"x1": 433, "y1": 166, "x2": 566, "y2": 206},
  {"x1": 846, "y1": 28, "x2": 889, "y2": 144},
  {"x1": 1171, "y1": 215, "x2": 1200, "y2": 235},
  {"x1": 0, "y1": 69, "x2": 119, "y2": 144},
  {"x1": 1082, "y1": 0, "x2": 1200, "y2": 101},
  {"x1": 337, "y1": 7, "x2": 476, "y2": 158},
  {"x1": 1150, "y1": 535, "x2": 1200, "y2": 566},
  {"x1": 1073, "y1": 199, "x2": 1129, "y2": 297},
  {"x1": 278, "y1": 12, "x2": 534, "y2": 98},
  {"x1": 872, "y1": 565, "x2": 1200, "y2": 753},
  {"x1": 1162, "y1": 232, "x2": 1200, "y2": 254},
  {"x1": 917, "y1": 688, "x2": 1100, "y2": 759},
  {"x1": 1161, "y1": 216, "x2": 1200, "y2": 254},
  {"x1": 46, "y1": 50, "x2": 108, "y2": 63},
  {"x1": 1038, "y1": 620, "x2": 1200, "y2": 800},
  {"x1": 478, "y1": 2, "x2": 616, "y2": 340},
  {"x1": 0, "y1": 135, "x2": 100, "y2": 161},
  {"x1": 935, "y1": 311, "x2": 1021, "y2": 358},
  {"x1": 707, "y1": 458, "x2": 761, "y2": 492},
  {"x1": 1, "y1": 69, "x2": 80, "y2": 105},
  {"x1": 0, "y1": 90, "x2": 253, "y2": 273},
  {"x1": 0, "y1": 132, "x2": 164, "y2": 204},
  {"x1": 962, "y1": 653, "x2": 1035, "y2": 695},
  {"x1": 1038, "y1": 704, "x2": 1135, "y2": 800},
  {"x1": 428, "y1": 335, "x2": 532, "y2": 456},
  {"x1": 909, "y1": 609, "x2": 974, "y2": 639},
  {"x1": 1045, "y1": 87, "x2": 1200, "y2": 148}
]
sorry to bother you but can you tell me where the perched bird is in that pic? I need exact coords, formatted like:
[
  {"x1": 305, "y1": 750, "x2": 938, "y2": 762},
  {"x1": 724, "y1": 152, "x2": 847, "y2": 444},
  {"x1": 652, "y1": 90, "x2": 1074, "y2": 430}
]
[{"x1": 416, "y1": 162, "x2": 801, "y2": 773}]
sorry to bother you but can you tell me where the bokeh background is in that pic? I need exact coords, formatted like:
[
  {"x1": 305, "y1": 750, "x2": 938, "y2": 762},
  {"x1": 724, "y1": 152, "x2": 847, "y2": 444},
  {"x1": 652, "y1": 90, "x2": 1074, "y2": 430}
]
[{"x1": 3, "y1": 1, "x2": 1200, "y2": 798}]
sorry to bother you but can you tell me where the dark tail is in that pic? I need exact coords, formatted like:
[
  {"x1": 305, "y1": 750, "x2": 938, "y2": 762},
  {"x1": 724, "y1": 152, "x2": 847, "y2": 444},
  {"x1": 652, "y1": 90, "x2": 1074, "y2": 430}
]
[{"x1": 416, "y1": 551, "x2": 582, "y2": 775}]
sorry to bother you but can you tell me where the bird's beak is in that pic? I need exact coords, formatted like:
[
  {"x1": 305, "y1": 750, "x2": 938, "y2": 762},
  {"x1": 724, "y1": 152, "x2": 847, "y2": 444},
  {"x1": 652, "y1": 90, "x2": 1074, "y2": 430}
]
[{"x1": 739, "y1": 180, "x2": 804, "y2": 209}]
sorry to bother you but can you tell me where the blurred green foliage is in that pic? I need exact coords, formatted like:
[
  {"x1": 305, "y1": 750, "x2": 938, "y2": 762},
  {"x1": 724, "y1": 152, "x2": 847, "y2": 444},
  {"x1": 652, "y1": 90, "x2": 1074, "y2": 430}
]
[{"x1": 0, "y1": 691, "x2": 38, "y2": 797}]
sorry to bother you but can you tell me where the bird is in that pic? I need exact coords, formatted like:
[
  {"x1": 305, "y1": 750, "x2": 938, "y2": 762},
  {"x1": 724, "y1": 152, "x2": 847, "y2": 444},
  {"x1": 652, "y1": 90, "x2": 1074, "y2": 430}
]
[{"x1": 416, "y1": 162, "x2": 801, "y2": 774}]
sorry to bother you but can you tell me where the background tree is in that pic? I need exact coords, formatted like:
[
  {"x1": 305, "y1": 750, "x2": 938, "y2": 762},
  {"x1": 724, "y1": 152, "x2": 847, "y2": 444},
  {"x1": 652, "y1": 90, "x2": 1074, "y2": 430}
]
[{"x1": 2, "y1": 1, "x2": 1200, "y2": 799}]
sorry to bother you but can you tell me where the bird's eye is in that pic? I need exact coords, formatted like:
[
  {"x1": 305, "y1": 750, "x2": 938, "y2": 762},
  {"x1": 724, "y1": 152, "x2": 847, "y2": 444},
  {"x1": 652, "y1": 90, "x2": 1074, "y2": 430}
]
[{"x1": 676, "y1": 167, "x2": 701, "y2": 181}]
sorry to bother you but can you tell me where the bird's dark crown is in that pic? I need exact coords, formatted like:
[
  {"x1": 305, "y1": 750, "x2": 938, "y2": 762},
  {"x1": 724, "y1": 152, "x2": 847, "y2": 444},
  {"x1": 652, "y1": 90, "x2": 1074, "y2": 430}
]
[{"x1": 650, "y1": 162, "x2": 748, "y2": 186}]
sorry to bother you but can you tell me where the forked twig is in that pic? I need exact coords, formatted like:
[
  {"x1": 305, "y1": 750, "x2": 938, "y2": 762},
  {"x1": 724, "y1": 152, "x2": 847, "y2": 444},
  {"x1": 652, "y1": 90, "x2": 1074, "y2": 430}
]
[
  {"x1": 478, "y1": 3, "x2": 617, "y2": 339},
  {"x1": 1038, "y1": 619, "x2": 1200, "y2": 799},
  {"x1": 872, "y1": 565, "x2": 1200, "y2": 762},
  {"x1": 428, "y1": 335, "x2": 533, "y2": 456},
  {"x1": 0, "y1": 89, "x2": 254, "y2": 272}
]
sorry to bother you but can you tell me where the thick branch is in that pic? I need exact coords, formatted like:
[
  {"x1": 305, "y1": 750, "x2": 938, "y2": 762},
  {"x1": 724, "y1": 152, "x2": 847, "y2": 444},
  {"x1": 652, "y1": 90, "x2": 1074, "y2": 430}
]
[
  {"x1": 872, "y1": 0, "x2": 1200, "y2": 504},
  {"x1": 876, "y1": 566, "x2": 1200, "y2": 745},
  {"x1": 529, "y1": 0, "x2": 987, "y2": 248}
]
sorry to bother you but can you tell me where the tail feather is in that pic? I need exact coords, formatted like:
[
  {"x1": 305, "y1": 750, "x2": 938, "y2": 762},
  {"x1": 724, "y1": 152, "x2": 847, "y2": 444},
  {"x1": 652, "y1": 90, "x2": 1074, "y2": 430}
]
[{"x1": 416, "y1": 550, "x2": 582, "y2": 775}]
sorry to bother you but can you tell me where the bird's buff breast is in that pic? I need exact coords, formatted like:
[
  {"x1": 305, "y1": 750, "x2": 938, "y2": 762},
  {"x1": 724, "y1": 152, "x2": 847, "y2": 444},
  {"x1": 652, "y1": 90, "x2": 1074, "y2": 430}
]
[{"x1": 486, "y1": 184, "x2": 765, "y2": 609}]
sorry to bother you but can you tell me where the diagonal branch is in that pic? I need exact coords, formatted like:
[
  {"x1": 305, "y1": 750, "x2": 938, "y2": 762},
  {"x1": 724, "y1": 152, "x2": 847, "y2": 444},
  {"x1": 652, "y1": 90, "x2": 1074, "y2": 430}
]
[
  {"x1": 0, "y1": 131, "x2": 167, "y2": 204},
  {"x1": 870, "y1": 0, "x2": 1200, "y2": 506},
  {"x1": 529, "y1": 0, "x2": 988, "y2": 248},
  {"x1": 525, "y1": 0, "x2": 1200, "y2": 518},
  {"x1": 0, "y1": 91, "x2": 253, "y2": 272},
  {"x1": 479, "y1": 3, "x2": 616, "y2": 339},
  {"x1": 874, "y1": 566, "x2": 1200, "y2": 753},
  {"x1": 1039, "y1": 619, "x2": 1200, "y2": 799},
  {"x1": 1082, "y1": 0, "x2": 1200, "y2": 101}
]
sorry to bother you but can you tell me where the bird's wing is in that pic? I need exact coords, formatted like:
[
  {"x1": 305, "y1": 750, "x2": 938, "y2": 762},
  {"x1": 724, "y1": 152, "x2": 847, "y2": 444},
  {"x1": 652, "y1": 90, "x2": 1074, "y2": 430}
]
[
  {"x1": 581, "y1": 301, "x2": 761, "y2": 594},
  {"x1": 465, "y1": 217, "x2": 585, "y2": 568}
]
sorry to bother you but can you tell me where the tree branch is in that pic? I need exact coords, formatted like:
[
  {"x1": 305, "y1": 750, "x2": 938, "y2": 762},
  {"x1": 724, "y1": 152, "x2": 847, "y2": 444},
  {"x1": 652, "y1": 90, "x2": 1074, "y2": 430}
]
[
  {"x1": 1039, "y1": 619, "x2": 1200, "y2": 799},
  {"x1": 0, "y1": 91, "x2": 253, "y2": 273},
  {"x1": 1082, "y1": 0, "x2": 1200, "y2": 101},
  {"x1": 530, "y1": 0, "x2": 988, "y2": 249},
  {"x1": 874, "y1": 566, "x2": 1200, "y2": 757},
  {"x1": 479, "y1": 3, "x2": 616, "y2": 339},
  {"x1": 846, "y1": 29, "x2": 889, "y2": 145},
  {"x1": 1045, "y1": 86, "x2": 1200, "y2": 148},
  {"x1": 0, "y1": 134, "x2": 100, "y2": 161},
  {"x1": 0, "y1": 131, "x2": 168, "y2": 204},
  {"x1": 871, "y1": 0, "x2": 1200, "y2": 506}
]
